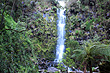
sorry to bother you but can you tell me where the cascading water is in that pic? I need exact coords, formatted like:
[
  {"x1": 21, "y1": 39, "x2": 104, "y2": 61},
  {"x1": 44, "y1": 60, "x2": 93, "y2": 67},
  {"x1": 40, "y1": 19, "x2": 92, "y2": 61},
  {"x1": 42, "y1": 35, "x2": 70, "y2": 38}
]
[
  {"x1": 54, "y1": 1, "x2": 76, "y2": 71},
  {"x1": 55, "y1": 0, "x2": 66, "y2": 62}
]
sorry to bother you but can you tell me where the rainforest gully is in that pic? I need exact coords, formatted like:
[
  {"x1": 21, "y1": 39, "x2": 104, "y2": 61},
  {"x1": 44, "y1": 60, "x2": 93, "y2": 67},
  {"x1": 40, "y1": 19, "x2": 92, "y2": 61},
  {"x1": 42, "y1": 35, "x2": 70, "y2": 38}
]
[{"x1": 0, "y1": 0, "x2": 110, "y2": 73}]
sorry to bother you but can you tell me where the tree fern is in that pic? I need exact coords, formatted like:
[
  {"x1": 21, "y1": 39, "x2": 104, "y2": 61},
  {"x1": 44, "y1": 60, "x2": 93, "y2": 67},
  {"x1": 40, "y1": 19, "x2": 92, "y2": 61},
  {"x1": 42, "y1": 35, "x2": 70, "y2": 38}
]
[{"x1": 72, "y1": 40, "x2": 110, "y2": 73}]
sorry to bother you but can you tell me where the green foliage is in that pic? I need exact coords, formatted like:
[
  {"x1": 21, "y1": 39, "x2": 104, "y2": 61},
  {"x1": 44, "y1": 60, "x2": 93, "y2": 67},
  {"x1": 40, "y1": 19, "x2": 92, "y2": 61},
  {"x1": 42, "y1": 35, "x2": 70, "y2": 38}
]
[
  {"x1": 0, "y1": 14, "x2": 39, "y2": 72},
  {"x1": 65, "y1": 0, "x2": 110, "y2": 72},
  {"x1": 67, "y1": 40, "x2": 80, "y2": 50},
  {"x1": 4, "y1": 12, "x2": 17, "y2": 29},
  {"x1": 55, "y1": 71, "x2": 60, "y2": 73},
  {"x1": 63, "y1": 48, "x2": 75, "y2": 68},
  {"x1": 32, "y1": 12, "x2": 57, "y2": 60},
  {"x1": 82, "y1": 19, "x2": 94, "y2": 31},
  {"x1": 84, "y1": 21, "x2": 90, "y2": 31},
  {"x1": 73, "y1": 40, "x2": 110, "y2": 61},
  {"x1": 0, "y1": 0, "x2": 22, "y2": 21},
  {"x1": 71, "y1": 40, "x2": 110, "y2": 72},
  {"x1": 92, "y1": 34, "x2": 100, "y2": 42},
  {"x1": 1, "y1": 0, "x2": 110, "y2": 72},
  {"x1": 57, "y1": 63, "x2": 65, "y2": 70},
  {"x1": 75, "y1": 29, "x2": 83, "y2": 36}
]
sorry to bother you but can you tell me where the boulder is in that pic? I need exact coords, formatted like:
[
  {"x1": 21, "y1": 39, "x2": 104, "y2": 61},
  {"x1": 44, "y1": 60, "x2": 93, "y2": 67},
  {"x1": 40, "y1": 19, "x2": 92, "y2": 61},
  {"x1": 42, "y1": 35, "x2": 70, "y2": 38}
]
[{"x1": 47, "y1": 67, "x2": 60, "y2": 72}]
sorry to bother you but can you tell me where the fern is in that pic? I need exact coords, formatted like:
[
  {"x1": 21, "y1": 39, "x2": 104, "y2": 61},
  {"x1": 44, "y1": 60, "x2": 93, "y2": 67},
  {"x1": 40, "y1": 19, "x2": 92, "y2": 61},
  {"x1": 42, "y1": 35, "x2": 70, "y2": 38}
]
[
  {"x1": 4, "y1": 12, "x2": 17, "y2": 29},
  {"x1": 71, "y1": 40, "x2": 110, "y2": 72}
]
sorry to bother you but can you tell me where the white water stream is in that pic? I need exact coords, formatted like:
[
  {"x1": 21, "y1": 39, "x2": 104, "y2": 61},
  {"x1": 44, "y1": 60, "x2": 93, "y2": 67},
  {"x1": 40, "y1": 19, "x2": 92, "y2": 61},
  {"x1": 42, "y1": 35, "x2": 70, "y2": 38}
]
[
  {"x1": 55, "y1": 0, "x2": 66, "y2": 62},
  {"x1": 54, "y1": 1, "x2": 76, "y2": 71}
]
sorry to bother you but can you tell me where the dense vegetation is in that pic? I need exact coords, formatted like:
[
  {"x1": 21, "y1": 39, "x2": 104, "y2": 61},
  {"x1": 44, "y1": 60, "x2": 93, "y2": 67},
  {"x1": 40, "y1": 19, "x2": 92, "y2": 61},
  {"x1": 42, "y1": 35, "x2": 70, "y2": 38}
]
[
  {"x1": 0, "y1": 0, "x2": 110, "y2": 73},
  {"x1": 64, "y1": 0, "x2": 110, "y2": 73}
]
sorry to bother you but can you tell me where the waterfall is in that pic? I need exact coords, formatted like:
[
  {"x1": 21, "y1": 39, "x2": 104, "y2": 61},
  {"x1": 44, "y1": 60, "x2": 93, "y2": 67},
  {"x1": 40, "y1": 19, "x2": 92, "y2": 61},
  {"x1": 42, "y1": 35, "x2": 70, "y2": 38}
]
[{"x1": 55, "y1": 0, "x2": 66, "y2": 62}]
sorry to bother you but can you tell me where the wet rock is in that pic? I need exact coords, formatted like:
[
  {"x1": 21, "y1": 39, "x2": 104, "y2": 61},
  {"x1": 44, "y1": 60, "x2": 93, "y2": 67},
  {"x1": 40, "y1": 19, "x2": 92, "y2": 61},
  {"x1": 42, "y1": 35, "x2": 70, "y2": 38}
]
[
  {"x1": 38, "y1": 69, "x2": 47, "y2": 73},
  {"x1": 47, "y1": 61, "x2": 59, "y2": 67},
  {"x1": 44, "y1": 8, "x2": 51, "y2": 12},
  {"x1": 68, "y1": 71, "x2": 84, "y2": 73},
  {"x1": 47, "y1": 67, "x2": 60, "y2": 72}
]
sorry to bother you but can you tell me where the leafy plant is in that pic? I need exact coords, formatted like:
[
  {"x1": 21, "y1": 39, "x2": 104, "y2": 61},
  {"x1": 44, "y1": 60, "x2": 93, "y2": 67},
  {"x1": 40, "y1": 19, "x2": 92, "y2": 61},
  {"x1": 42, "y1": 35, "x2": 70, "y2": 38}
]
[
  {"x1": 0, "y1": 14, "x2": 39, "y2": 73},
  {"x1": 67, "y1": 40, "x2": 80, "y2": 50},
  {"x1": 75, "y1": 29, "x2": 83, "y2": 36},
  {"x1": 63, "y1": 48, "x2": 75, "y2": 70},
  {"x1": 72, "y1": 40, "x2": 110, "y2": 73}
]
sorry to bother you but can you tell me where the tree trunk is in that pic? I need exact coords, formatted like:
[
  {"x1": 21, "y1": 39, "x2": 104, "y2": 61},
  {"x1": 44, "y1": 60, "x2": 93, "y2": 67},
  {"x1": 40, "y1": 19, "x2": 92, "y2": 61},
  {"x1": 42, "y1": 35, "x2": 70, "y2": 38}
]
[
  {"x1": 89, "y1": 60, "x2": 92, "y2": 73},
  {"x1": 84, "y1": 63, "x2": 87, "y2": 73}
]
